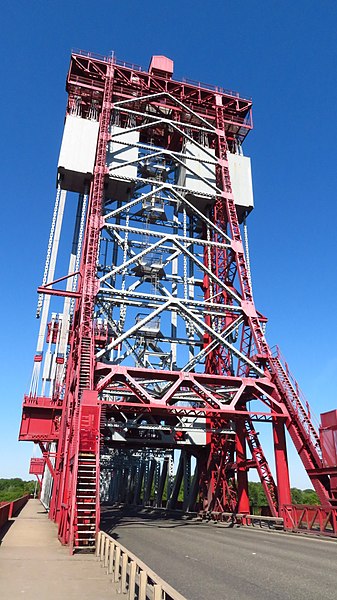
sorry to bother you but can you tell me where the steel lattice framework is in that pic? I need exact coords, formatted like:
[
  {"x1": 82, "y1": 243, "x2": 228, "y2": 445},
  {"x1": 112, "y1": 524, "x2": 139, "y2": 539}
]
[{"x1": 20, "y1": 50, "x2": 337, "y2": 551}]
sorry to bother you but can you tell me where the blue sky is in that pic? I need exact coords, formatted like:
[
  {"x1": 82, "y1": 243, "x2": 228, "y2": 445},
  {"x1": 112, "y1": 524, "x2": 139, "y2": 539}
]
[{"x1": 1, "y1": 0, "x2": 337, "y2": 488}]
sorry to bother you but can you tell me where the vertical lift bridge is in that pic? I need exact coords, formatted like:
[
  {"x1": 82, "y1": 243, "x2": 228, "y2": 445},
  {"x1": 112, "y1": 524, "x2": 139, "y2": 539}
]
[{"x1": 19, "y1": 50, "x2": 337, "y2": 550}]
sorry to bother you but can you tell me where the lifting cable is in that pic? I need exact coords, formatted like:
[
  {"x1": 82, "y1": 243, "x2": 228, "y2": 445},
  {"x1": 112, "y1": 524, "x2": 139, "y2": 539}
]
[{"x1": 36, "y1": 184, "x2": 62, "y2": 318}]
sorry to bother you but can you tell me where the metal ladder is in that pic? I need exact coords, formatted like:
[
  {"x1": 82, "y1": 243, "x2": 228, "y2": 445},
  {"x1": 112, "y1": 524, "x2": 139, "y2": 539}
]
[{"x1": 74, "y1": 453, "x2": 97, "y2": 549}]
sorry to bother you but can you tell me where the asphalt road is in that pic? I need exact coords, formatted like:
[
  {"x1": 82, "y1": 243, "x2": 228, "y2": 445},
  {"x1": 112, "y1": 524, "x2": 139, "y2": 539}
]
[{"x1": 101, "y1": 508, "x2": 337, "y2": 600}]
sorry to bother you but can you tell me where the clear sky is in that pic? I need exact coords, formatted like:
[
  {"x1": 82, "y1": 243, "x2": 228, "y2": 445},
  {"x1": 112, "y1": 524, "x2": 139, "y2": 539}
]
[{"x1": 1, "y1": 0, "x2": 337, "y2": 488}]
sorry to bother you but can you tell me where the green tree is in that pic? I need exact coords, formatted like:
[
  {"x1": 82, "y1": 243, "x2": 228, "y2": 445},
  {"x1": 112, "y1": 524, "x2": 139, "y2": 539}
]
[
  {"x1": 0, "y1": 478, "x2": 35, "y2": 503},
  {"x1": 290, "y1": 488, "x2": 303, "y2": 504},
  {"x1": 248, "y1": 481, "x2": 267, "y2": 512},
  {"x1": 301, "y1": 489, "x2": 319, "y2": 505}
]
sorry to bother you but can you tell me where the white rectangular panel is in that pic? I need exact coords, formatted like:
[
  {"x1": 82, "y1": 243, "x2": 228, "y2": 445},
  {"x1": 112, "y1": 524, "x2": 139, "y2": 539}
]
[
  {"x1": 181, "y1": 417, "x2": 206, "y2": 445},
  {"x1": 107, "y1": 126, "x2": 139, "y2": 180},
  {"x1": 227, "y1": 153, "x2": 254, "y2": 212},
  {"x1": 178, "y1": 141, "x2": 216, "y2": 197},
  {"x1": 58, "y1": 115, "x2": 99, "y2": 175}
]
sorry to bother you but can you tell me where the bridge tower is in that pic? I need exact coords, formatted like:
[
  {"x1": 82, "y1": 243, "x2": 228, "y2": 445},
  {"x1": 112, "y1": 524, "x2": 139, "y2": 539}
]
[{"x1": 20, "y1": 50, "x2": 337, "y2": 550}]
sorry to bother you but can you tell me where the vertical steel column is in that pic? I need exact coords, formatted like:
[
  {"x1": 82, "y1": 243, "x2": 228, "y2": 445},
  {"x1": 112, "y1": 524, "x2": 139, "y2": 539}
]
[
  {"x1": 236, "y1": 421, "x2": 250, "y2": 513},
  {"x1": 134, "y1": 462, "x2": 145, "y2": 506},
  {"x1": 186, "y1": 459, "x2": 199, "y2": 512},
  {"x1": 144, "y1": 460, "x2": 156, "y2": 506},
  {"x1": 273, "y1": 418, "x2": 292, "y2": 511},
  {"x1": 183, "y1": 452, "x2": 191, "y2": 511},
  {"x1": 155, "y1": 457, "x2": 168, "y2": 508},
  {"x1": 167, "y1": 452, "x2": 184, "y2": 509}
]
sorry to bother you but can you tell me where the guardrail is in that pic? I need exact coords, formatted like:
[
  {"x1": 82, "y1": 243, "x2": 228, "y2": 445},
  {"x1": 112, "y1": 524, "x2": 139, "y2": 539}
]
[
  {"x1": 282, "y1": 504, "x2": 337, "y2": 537},
  {"x1": 71, "y1": 48, "x2": 252, "y2": 101},
  {"x1": 201, "y1": 511, "x2": 284, "y2": 530},
  {"x1": 0, "y1": 494, "x2": 30, "y2": 531},
  {"x1": 96, "y1": 531, "x2": 187, "y2": 600}
]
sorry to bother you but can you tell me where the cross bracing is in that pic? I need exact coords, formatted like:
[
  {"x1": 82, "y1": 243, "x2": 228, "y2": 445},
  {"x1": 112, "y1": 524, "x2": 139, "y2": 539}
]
[{"x1": 19, "y1": 52, "x2": 337, "y2": 552}]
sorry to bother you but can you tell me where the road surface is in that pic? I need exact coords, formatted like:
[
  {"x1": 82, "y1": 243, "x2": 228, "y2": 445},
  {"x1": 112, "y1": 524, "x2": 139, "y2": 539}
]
[{"x1": 101, "y1": 507, "x2": 337, "y2": 600}]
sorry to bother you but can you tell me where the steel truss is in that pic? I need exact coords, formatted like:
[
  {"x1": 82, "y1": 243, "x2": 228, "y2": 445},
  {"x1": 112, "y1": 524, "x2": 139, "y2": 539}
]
[{"x1": 20, "y1": 51, "x2": 337, "y2": 551}]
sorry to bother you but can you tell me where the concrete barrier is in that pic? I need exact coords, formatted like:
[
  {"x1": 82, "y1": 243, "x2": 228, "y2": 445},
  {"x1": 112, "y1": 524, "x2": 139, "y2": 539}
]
[{"x1": 96, "y1": 530, "x2": 187, "y2": 600}]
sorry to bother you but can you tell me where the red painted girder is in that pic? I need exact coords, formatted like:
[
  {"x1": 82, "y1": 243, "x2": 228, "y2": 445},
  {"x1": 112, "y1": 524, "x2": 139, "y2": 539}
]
[
  {"x1": 307, "y1": 466, "x2": 337, "y2": 476},
  {"x1": 37, "y1": 286, "x2": 81, "y2": 299},
  {"x1": 269, "y1": 356, "x2": 333, "y2": 508},
  {"x1": 96, "y1": 363, "x2": 276, "y2": 391},
  {"x1": 98, "y1": 399, "x2": 282, "y2": 420},
  {"x1": 38, "y1": 442, "x2": 56, "y2": 479},
  {"x1": 95, "y1": 364, "x2": 288, "y2": 419},
  {"x1": 270, "y1": 356, "x2": 322, "y2": 466},
  {"x1": 70, "y1": 51, "x2": 253, "y2": 104},
  {"x1": 283, "y1": 504, "x2": 337, "y2": 536},
  {"x1": 244, "y1": 417, "x2": 278, "y2": 516}
]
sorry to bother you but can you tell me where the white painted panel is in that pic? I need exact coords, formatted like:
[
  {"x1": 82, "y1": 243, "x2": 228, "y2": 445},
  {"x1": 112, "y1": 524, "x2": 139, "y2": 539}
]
[
  {"x1": 182, "y1": 417, "x2": 206, "y2": 445},
  {"x1": 178, "y1": 141, "x2": 216, "y2": 197},
  {"x1": 107, "y1": 126, "x2": 139, "y2": 180},
  {"x1": 227, "y1": 153, "x2": 254, "y2": 212},
  {"x1": 58, "y1": 115, "x2": 99, "y2": 175}
]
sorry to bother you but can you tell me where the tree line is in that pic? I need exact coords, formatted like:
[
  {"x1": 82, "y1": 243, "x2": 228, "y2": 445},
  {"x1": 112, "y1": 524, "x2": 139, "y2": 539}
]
[
  {"x1": 0, "y1": 478, "x2": 36, "y2": 503},
  {"x1": 248, "y1": 481, "x2": 319, "y2": 510},
  {"x1": 0, "y1": 478, "x2": 319, "y2": 506}
]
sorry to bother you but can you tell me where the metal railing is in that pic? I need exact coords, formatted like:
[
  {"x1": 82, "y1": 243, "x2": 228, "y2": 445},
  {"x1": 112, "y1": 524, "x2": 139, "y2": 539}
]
[
  {"x1": 201, "y1": 511, "x2": 284, "y2": 530},
  {"x1": 0, "y1": 503, "x2": 11, "y2": 531},
  {"x1": 71, "y1": 49, "x2": 251, "y2": 101},
  {"x1": 180, "y1": 77, "x2": 252, "y2": 100},
  {"x1": 282, "y1": 504, "x2": 337, "y2": 537},
  {"x1": 271, "y1": 345, "x2": 322, "y2": 428},
  {"x1": 270, "y1": 347, "x2": 323, "y2": 460},
  {"x1": 0, "y1": 494, "x2": 30, "y2": 531},
  {"x1": 96, "y1": 530, "x2": 187, "y2": 600}
]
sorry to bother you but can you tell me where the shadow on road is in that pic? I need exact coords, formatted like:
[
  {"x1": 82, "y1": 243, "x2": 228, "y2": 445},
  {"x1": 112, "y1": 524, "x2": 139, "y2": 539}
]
[
  {"x1": 100, "y1": 505, "x2": 206, "y2": 537},
  {"x1": 100, "y1": 505, "x2": 234, "y2": 539}
]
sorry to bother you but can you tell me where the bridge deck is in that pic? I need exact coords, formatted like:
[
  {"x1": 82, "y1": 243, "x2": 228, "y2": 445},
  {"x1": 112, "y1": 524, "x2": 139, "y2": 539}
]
[
  {"x1": 0, "y1": 500, "x2": 116, "y2": 600},
  {"x1": 101, "y1": 507, "x2": 337, "y2": 600}
]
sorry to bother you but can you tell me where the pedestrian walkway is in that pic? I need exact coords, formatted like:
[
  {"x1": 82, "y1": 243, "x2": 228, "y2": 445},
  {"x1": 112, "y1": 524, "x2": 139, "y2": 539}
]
[{"x1": 0, "y1": 499, "x2": 117, "y2": 600}]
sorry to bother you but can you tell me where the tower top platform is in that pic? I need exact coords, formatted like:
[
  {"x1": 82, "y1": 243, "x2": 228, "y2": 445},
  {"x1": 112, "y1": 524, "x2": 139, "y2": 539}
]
[{"x1": 67, "y1": 49, "x2": 253, "y2": 145}]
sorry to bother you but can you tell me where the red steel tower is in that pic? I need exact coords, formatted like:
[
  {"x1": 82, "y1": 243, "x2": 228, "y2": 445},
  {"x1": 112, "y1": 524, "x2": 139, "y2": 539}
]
[{"x1": 20, "y1": 50, "x2": 337, "y2": 551}]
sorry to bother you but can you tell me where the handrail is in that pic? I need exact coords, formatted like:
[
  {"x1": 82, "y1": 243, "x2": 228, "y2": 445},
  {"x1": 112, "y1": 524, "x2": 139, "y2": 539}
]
[
  {"x1": 200, "y1": 511, "x2": 284, "y2": 528},
  {"x1": 180, "y1": 77, "x2": 252, "y2": 100},
  {"x1": 96, "y1": 530, "x2": 187, "y2": 600},
  {"x1": 283, "y1": 504, "x2": 337, "y2": 537},
  {"x1": 0, "y1": 494, "x2": 30, "y2": 531},
  {"x1": 0, "y1": 503, "x2": 11, "y2": 531},
  {"x1": 71, "y1": 48, "x2": 252, "y2": 101},
  {"x1": 270, "y1": 345, "x2": 320, "y2": 426},
  {"x1": 9, "y1": 494, "x2": 30, "y2": 517},
  {"x1": 269, "y1": 347, "x2": 321, "y2": 455}
]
